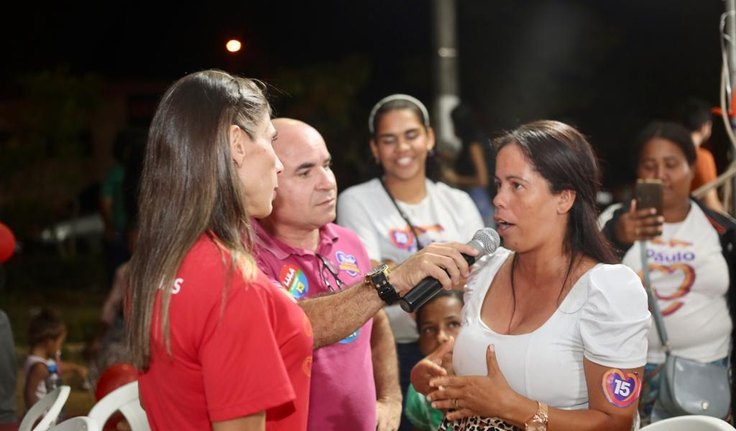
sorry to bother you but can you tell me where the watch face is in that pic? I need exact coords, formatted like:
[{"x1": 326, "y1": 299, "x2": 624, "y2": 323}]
[{"x1": 369, "y1": 264, "x2": 388, "y2": 277}]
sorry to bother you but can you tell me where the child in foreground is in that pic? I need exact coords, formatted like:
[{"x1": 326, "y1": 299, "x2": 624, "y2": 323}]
[{"x1": 405, "y1": 290, "x2": 464, "y2": 431}]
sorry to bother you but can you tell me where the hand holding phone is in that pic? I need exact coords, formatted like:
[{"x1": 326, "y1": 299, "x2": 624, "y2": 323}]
[
  {"x1": 630, "y1": 179, "x2": 664, "y2": 241},
  {"x1": 635, "y1": 179, "x2": 663, "y2": 215}
]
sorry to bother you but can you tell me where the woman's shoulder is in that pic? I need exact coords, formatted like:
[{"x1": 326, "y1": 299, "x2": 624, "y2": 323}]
[
  {"x1": 339, "y1": 178, "x2": 381, "y2": 199},
  {"x1": 693, "y1": 198, "x2": 736, "y2": 232},
  {"x1": 177, "y1": 236, "x2": 265, "y2": 300},
  {"x1": 559, "y1": 263, "x2": 646, "y2": 314},
  {"x1": 587, "y1": 264, "x2": 647, "y2": 306},
  {"x1": 181, "y1": 234, "x2": 226, "y2": 268},
  {"x1": 430, "y1": 180, "x2": 477, "y2": 205},
  {"x1": 336, "y1": 180, "x2": 384, "y2": 226},
  {"x1": 594, "y1": 262, "x2": 642, "y2": 283}
]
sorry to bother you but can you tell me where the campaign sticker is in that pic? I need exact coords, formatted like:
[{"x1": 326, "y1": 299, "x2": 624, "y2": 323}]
[
  {"x1": 339, "y1": 329, "x2": 360, "y2": 344},
  {"x1": 602, "y1": 369, "x2": 641, "y2": 408},
  {"x1": 279, "y1": 264, "x2": 309, "y2": 300},
  {"x1": 335, "y1": 251, "x2": 360, "y2": 277},
  {"x1": 388, "y1": 228, "x2": 416, "y2": 251}
]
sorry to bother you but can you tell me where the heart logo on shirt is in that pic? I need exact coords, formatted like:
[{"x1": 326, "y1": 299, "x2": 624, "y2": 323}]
[
  {"x1": 644, "y1": 263, "x2": 695, "y2": 316},
  {"x1": 601, "y1": 369, "x2": 641, "y2": 408}
]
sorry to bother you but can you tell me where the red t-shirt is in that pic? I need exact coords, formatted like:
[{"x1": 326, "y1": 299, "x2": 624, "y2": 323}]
[{"x1": 139, "y1": 234, "x2": 313, "y2": 431}]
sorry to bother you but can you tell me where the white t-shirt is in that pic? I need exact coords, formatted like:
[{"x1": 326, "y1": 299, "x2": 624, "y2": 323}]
[
  {"x1": 621, "y1": 203, "x2": 731, "y2": 363},
  {"x1": 337, "y1": 178, "x2": 484, "y2": 342},
  {"x1": 454, "y1": 248, "x2": 650, "y2": 409}
]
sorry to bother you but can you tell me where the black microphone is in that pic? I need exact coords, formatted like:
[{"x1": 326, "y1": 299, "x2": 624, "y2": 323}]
[{"x1": 398, "y1": 228, "x2": 500, "y2": 313}]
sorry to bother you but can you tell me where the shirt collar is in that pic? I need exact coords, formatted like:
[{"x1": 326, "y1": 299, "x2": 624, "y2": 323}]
[{"x1": 253, "y1": 219, "x2": 340, "y2": 259}]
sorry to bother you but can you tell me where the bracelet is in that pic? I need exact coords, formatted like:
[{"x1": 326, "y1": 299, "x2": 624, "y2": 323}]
[{"x1": 524, "y1": 401, "x2": 549, "y2": 431}]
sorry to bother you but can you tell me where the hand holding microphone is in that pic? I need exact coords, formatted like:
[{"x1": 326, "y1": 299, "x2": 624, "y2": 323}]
[{"x1": 398, "y1": 228, "x2": 500, "y2": 312}]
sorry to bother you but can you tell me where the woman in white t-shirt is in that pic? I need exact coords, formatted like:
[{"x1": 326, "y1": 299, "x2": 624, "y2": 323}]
[
  {"x1": 337, "y1": 94, "x2": 484, "y2": 430},
  {"x1": 412, "y1": 120, "x2": 650, "y2": 431},
  {"x1": 600, "y1": 121, "x2": 735, "y2": 424}
]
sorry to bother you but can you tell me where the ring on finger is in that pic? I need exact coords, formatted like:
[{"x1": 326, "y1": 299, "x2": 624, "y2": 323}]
[{"x1": 454, "y1": 398, "x2": 459, "y2": 409}]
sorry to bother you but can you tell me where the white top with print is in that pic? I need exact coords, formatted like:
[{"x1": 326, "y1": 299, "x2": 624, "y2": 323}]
[
  {"x1": 338, "y1": 178, "x2": 484, "y2": 342},
  {"x1": 454, "y1": 248, "x2": 650, "y2": 409},
  {"x1": 622, "y1": 203, "x2": 731, "y2": 363}
]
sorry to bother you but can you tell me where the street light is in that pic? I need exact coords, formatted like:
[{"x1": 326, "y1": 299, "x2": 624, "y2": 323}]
[{"x1": 226, "y1": 39, "x2": 242, "y2": 54}]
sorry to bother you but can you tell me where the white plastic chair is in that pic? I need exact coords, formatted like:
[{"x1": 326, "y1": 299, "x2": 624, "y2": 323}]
[
  {"x1": 88, "y1": 381, "x2": 149, "y2": 431},
  {"x1": 19, "y1": 385, "x2": 71, "y2": 431},
  {"x1": 640, "y1": 415, "x2": 736, "y2": 430},
  {"x1": 48, "y1": 417, "x2": 99, "y2": 431}
]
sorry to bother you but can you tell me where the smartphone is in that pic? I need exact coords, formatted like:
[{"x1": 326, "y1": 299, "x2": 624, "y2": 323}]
[{"x1": 635, "y1": 179, "x2": 663, "y2": 215}]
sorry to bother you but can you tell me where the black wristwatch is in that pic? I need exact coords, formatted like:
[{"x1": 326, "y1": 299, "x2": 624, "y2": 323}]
[{"x1": 366, "y1": 264, "x2": 401, "y2": 304}]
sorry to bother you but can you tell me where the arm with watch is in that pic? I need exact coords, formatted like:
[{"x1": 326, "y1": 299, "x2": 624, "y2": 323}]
[
  {"x1": 299, "y1": 241, "x2": 478, "y2": 349},
  {"x1": 426, "y1": 350, "x2": 642, "y2": 431}
]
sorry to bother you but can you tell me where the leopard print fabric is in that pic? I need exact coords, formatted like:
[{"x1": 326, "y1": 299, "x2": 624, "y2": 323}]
[{"x1": 438, "y1": 416, "x2": 521, "y2": 431}]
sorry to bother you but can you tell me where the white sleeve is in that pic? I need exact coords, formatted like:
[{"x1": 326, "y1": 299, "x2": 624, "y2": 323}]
[
  {"x1": 580, "y1": 264, "x2": 651, "y2": 369},
  {"x1": 337, "y1": 190, "x2": 381, "y2": 262}
]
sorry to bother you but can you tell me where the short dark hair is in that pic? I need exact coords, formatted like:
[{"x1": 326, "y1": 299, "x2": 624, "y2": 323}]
[
  {"x1": 27, "y1": 307, "x2": 65, "y2": 347},
  {"x1": 634, "y1": 121, "x2": 697, "y2": 167},
  {"x1": 676, "y1": 97, "x2": 713, "y2": 131},
  {"x1": 416, "y1": 289, "x2": 464, "y2": 327}
]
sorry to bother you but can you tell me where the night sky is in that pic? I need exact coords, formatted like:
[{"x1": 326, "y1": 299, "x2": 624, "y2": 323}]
[{"x1": 2, "y1": 0, "x2": 730, "y2": 192}]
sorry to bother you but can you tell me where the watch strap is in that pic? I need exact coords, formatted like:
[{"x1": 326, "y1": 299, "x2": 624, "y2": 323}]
[{"x1": 367, "y1": 264, "x2": 401, "y2": 304}]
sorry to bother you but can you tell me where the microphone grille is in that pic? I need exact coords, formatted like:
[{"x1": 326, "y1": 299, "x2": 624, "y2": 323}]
[{"x1": 471, "y1": 228, "x2": 500, "y2": 256}]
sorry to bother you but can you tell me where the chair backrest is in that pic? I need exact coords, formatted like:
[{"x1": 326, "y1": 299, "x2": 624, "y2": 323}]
[
  {"x1": 88, "y1": 381, "x2": 149, "y2": 431},
  {"x1": 640, "y1": 415, "x2": 736, "y2": 430},
  {"x1": 19, "y1": 386, "x2": 71, "y2": 431},
  {"x1": 47, "y1": 417, "x2": 99, "y2": 431}
]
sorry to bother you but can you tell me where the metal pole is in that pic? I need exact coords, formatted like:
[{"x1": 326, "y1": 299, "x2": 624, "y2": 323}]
[
  {"x1": 432, "y1": 0, "x2": 461, "y2": 156},
  {"x1": 727, "y1": 0, "x2": 736, "y2": 212},
  {"x1": 728, "y1": 0, "x2": 736, "y2": 91}
]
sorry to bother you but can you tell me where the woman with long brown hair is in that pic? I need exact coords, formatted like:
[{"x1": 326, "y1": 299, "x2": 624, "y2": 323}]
[{"x1": 125, "y1": 70, "x2": 311, "y2": 431}]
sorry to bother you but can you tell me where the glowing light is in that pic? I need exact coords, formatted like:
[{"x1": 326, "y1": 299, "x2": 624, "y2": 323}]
[{"x1": 226, "y1": 39, "x2": 242, "y2": 53}]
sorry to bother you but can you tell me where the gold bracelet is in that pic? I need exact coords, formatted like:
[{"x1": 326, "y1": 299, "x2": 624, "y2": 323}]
[{"x1": 524, "y1": 401, "x2": 549, "y2": 431}]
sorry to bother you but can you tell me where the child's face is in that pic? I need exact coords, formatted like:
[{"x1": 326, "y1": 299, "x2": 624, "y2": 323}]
[{"x1": 417, "y1": 296, "x2": 463, "y2": 356}]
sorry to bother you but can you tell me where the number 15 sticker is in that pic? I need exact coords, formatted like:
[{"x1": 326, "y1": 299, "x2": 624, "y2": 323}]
[{"x1": 602, "y1": 369, "x2": 641, "y2": 408}]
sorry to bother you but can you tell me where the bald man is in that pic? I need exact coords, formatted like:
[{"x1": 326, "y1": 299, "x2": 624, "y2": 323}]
[{"x1": 254, "y1": 118, "x2": 403, "y2": 431}]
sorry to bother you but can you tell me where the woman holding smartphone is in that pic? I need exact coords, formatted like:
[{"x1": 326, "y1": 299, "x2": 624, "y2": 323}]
[{"x1": 599, "y1": 121, "x2": 736, "y2": 424}]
